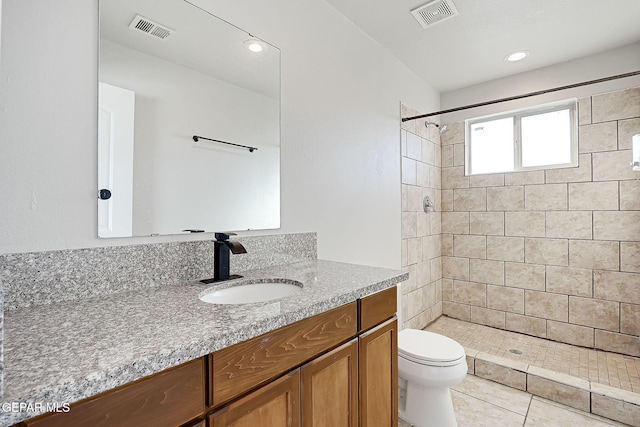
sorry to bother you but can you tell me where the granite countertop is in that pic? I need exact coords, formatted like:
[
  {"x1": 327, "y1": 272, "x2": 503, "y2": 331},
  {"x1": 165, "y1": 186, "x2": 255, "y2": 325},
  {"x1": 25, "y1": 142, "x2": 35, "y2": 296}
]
[{"x1": 0, "y1": 259, "x2": 407, "y2": 426}]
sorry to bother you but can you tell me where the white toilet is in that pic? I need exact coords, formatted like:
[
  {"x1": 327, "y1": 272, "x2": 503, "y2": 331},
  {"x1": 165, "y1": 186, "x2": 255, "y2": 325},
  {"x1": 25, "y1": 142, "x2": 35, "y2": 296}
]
[{"x1": 397, "y1": 285, "x2": 467, "y2": 427}]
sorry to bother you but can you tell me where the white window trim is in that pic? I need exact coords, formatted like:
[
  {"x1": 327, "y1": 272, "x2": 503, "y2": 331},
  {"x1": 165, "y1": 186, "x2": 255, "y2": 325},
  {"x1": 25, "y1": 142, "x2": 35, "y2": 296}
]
[{"x1": 465, "y1": 99, "x2": 578, "y2": 176}]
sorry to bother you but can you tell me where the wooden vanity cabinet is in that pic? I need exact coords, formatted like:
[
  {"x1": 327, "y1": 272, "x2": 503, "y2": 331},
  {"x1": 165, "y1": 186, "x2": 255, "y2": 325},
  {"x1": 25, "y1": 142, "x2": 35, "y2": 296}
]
[
  {"x1": 19, "y1": 357, "x2": 206, "y2": 427},
  {"x1": 301, "y1": 338, "x2": 359, "y2": 426},
  {"x1": 209, "y1": 370, "x2": 301, "y2": 427},
  {"x1": 16, "y1": 286, "x2": 398, "y2": 427}
]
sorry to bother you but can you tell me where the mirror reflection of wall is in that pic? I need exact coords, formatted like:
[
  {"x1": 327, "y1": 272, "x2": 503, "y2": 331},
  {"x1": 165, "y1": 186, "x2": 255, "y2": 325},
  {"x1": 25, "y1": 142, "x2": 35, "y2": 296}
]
[{"x1": 98, "y1": 0, "x2": 281, "y2": 238}]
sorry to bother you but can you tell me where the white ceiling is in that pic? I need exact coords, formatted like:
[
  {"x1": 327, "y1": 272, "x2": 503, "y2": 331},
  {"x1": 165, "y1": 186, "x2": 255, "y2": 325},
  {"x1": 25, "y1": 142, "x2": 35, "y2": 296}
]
[{"x1": 326, "y1": 0, "x2": 640, "y2": 93}]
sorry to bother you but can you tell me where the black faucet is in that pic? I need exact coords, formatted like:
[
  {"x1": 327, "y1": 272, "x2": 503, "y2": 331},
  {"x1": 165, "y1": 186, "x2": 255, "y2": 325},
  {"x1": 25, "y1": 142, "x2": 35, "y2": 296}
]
[{"x1": 208, "y1": 232, "x2": 247, "y2": 282}]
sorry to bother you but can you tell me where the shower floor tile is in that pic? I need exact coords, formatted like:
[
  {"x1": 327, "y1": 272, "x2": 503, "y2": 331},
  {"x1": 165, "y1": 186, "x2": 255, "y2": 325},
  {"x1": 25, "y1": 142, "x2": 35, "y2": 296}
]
[{"x1": 425, "y1": 316, "x2": 640, "y2": 394}]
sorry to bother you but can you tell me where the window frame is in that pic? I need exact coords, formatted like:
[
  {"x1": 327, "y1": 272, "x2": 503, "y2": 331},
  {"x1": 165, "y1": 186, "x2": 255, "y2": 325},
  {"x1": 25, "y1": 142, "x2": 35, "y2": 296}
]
[{"x1": 465, "y1": 99, "x2": 578, "y2": 176}]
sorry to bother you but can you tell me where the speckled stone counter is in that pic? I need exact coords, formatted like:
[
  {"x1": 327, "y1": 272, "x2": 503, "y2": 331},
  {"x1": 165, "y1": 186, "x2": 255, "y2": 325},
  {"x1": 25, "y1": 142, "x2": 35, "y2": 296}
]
[{"x1": 0, "y1": 259, "x2": 407, "y2": 426}]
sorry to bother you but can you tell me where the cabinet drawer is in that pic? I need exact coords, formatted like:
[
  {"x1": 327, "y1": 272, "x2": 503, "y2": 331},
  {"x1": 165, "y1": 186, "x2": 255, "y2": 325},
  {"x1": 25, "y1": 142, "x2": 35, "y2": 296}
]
[
  {"x1": 358, "y1": 286, "x2": 396, "y2": 332},
  {"x1": 22, "y1": 358, "x2": 205, "y2": 427},
  {"x1": 211, "y1": 302, "x2": 357, "y2": 407}
]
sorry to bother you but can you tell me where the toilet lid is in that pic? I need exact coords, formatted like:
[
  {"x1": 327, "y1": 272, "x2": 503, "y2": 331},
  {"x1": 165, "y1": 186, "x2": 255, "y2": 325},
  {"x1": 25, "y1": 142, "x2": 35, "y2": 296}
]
[{"x1": 398, "y1": 329, "x2": 465, "y2": 365}]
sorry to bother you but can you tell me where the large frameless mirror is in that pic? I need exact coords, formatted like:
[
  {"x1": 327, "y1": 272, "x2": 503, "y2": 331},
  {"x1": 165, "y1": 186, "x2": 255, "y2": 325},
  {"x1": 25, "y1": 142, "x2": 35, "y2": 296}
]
[{"x1": 98, "y1": 0, "x2": 280, "y2": 237}]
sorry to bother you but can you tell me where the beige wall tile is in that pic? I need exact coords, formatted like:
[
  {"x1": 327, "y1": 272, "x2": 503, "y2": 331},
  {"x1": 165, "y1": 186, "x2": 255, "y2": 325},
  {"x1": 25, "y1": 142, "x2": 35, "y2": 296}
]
[
  {"x1": 594, "y1": 270, "x2": 640, "y2": 305},
  {"x1": 505, "y1": 313, "x2": 547, "y2": 337},
  {"x1": 569, "y1": 240, "x2": 619, "y2": 270},
  {"x1": 422, "y1": 235, "x2": 441, "y2": 260},
  {"x1": 525, "y1": 238, "x2": 568, "y2": 266},
  {"x1": 546, "y1": 211, "x2": 593, "y2": 239},
  {"x1": 406, "y1": 131, "x2": 422, "y2": 160},
  {"x1": 525, "y1": 184, "x2": 567, "y2": 210},
  {"x1": 618, "y1": 117, "x2": 640, "y2": 150},
  {"x1": 442, "y1": 278, "x2": 453, "y2": 301},
  {"x1": 487, "y1": 186, "x2": 524, "y2": 211},
  {"x1": 443, "y1": 300, "x2": 471, "y2": 321},
  {"x1": 621, "y1": 303, "x2": 639, "y2": 336},
  {"x1": 593, "y1": 150, "x2": 638, "y2": 181},
  {"x1": 545, "y1": 265, "x2": 592, "y2": 297},
  {"x1": 545, "y1": 153, "x2": 592, "y2": 184},
  {"x1": 442, "y1": 211, "x2": 470, "y2": 234},
  {"x1": 430, "y1": 211, "x2": 442, "y2": 235},
  {"x1": 442, "y1": 166, "x2": 469, "y2": 189},
  {"x1": 487, "y1": 285, "x2": 524, "y2": 314},
  {"x1": 505, "y1": 212, "x2": 546, "y2": 237},
  {"x1": 405, "y1": 185, "x2": 421, "y2": 212},
  {"x1": 595, "y1": 330, "x2": 640, "y2": 357},
  {"x1": 525, "y1": 290, "x2": 568, "y2": 322},
  {"x1": 416, "y1": 211, "x2": 431, "y2": 237},
  {"x1": 430, "y1": 257, "x2": 442, "y2": 282},
  {"x1": 592, "y1": 393, "x2": 640, "y2": 427},
  {"x1": 470, "y1": 212, "x2": 504, "y2": 236},
  {"x1": 578, "y1": 122, "x2": 618, "y2": 153},
  {"x1": 401, "y1": 105, "x2": 418, "y2": 133},
  {"x1": 569, "y1": 296, "x2": 619, "y2": 331},
  {"x1": 423, "y1": 140, "x2": 436, "y2": 165},
  {"x1": 470, "y1": 259, "x2": 504, "y2": 286},
  {"x1": 454, "y1": 234, "x2": 486, "y2": 259},
  {"x1": 487, "y1": 236, "x2": 525, "y2": 262},
  {"x1": 453, "y1": 143, "x2": 465, "y2": 166},
  {"x1": 406, "y1": 238, "x2": 422, "y2": 265},
  {"x1": 402, "y1": 157, "x2": 417, "y2": 185},
  {"x1": 505, "y1": 262, "x2": 545, "y2": 290},
  {"x1": 416, "y1": 260, "x2": 431, "y2": 286},
  {"x1": 578, "y1": 96, "x2": 591, "y2": 125},
  {"x1": 442, "y1": 234, "x2": 453, "y2": 256},
  {"x1": 474, "y1": 359, "x2": 527, "y2": 391},
  {"x1": 546, "y1": 320, "x2": 594, "y2": 347},
  {"x1": 526, "y1": 376, "x2": 590, "y2": 413},
  {"x1": 471, "y1": 306, "x2": 505, "y2": 328},
  {"x1": 505, "y1": 171, "x2": 545, "y2": 186},
  {"x1": 454, "y1": 188, "x2": 487, "y2": 211},
  {"x1": 594, "y1": 211, "x2": 640, "y2": 241},
  {"x1": 568, "y1": 181, "x2": 619, "y2": 210},
  {"x1": 453, "y1": 280, "x2": 486, "y2": 306},
  {"x1": 620, "y1": 180, "x2": 640, "y2": 210},
  {"x1": 431, "y1": 166, "x2": 442, "y2": 189},
  {"x1": 441, "y1": 121, "x2": 464, "y2": 145},
  {"x1": 416, "y1": 162, "x2": 430, "y2": 188},
  {"x1": 469, "y1": 173, "x2": 505, "y2": 187},
  {"x1": 592, "y1": 87, "x2": 640, "y2": 123},
  {"x1": 402, "y1": 212, "x2": 417, "y2": 238},
  {"x1": 441, "y1": 189, "x2": 453, "y2": 211},
  {"x1": 621, "y1": 242, "x2": 640, "y2": 273},
  {"x1": 442, "y1": 145, "x2": 454, "y2": 167},
  {"x1": 442, "y1": 256, "x2": 469, "y2": 280},
  {"x1": 401, "y1": 239, "x2": 408, "y2": 268}
]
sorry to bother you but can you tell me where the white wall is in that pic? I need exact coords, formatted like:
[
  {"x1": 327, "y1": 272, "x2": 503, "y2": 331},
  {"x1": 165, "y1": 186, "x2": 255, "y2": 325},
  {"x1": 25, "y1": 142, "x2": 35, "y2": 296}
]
[
  {"x1": 0, "y1": 0, "x2": 440, "y2": 269},
  {"x1": 440, "y1": 42, "x2": 640, "y2": 123}
]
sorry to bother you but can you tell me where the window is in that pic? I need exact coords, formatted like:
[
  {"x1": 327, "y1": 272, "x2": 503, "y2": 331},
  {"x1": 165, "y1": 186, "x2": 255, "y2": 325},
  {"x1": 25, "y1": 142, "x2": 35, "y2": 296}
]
[{"x1": 465, "y1": 100, "x2": 577, "y2": 175}]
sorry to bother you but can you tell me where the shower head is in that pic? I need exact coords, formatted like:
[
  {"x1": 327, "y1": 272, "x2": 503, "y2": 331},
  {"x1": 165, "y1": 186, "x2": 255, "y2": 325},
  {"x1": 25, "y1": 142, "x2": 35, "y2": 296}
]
[{"x1": 425, "y1": 121, "x2": 448, "y2": 134}]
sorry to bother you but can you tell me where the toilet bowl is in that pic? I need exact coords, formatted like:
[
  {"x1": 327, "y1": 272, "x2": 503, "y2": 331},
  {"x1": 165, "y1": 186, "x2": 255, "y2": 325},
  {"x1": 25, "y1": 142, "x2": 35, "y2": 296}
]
[{"x1": 398, "y1": 329, "x2": 467, "y2": 427}]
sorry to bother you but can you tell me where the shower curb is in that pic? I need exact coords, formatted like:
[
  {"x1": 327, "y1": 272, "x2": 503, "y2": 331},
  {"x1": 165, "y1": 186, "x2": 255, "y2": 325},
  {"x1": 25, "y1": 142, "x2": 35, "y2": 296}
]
[{"x1": 464, "y1": 347, "x2": 640, "y2": 427}]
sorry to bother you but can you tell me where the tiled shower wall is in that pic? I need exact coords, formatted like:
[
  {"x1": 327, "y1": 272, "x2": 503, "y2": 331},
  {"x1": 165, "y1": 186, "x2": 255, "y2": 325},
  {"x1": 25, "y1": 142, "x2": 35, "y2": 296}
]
[
  {"x1": 440, "y1": 87, "x2": 640, "y2": 357},
  {"x1": 400, "y1": 104, "x2": 443, "y2": 329}
]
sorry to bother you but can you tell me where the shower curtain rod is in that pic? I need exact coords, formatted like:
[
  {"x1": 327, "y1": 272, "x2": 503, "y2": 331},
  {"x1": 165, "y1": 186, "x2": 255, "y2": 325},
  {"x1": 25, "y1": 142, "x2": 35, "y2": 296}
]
[{"x1": 401, "y1": 70, "x2": 640, "y2": 122}]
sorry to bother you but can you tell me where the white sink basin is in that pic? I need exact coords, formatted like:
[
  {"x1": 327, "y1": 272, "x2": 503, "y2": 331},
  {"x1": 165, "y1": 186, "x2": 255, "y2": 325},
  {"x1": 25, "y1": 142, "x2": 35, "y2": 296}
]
[{"x1": 200, "y1": 280, "x2": 303, "y2": 304}]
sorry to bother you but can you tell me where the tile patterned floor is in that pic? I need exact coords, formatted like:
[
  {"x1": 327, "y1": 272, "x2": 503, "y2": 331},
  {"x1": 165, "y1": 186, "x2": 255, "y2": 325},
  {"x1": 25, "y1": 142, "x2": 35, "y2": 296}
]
[
  {"x1": 399, "y1": 374, "x2": 628, "y2": 427},
  {"x1": 425, "y1": 317, "x2": 640, "y2": 394}
]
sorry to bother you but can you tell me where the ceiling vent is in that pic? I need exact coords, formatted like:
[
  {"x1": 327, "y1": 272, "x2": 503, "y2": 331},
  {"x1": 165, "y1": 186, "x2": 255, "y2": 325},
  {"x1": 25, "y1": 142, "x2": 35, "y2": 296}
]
[
  {"x1": 128, "y1": 15, "x2": 175, "y2": 40},
  {"x1": 411, "y1": 0, "x2": 459, "y2": 29}
]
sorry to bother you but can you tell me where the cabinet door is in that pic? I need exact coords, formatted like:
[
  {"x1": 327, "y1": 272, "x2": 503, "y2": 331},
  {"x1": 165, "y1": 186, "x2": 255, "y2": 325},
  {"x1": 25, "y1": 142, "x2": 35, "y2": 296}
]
[
  {"x1": 359, "y1": 318, "x2": 398, "y2": 427},
  {"x1": 209, "y1": 369, "x2": 300, "y2": 427},
  {"x1": 301, "y1": 339, "x2": 358, "y2": 427}
]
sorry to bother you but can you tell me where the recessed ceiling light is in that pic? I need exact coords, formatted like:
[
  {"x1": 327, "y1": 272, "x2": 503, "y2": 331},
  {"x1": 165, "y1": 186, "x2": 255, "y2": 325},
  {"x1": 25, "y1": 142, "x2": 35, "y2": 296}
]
[
  {"x1": 243, "y1": 38, "x2": 266, "y2": 53},
  {"x1": 505, "y1": 51, "x2": 529, "y2": 62}
]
